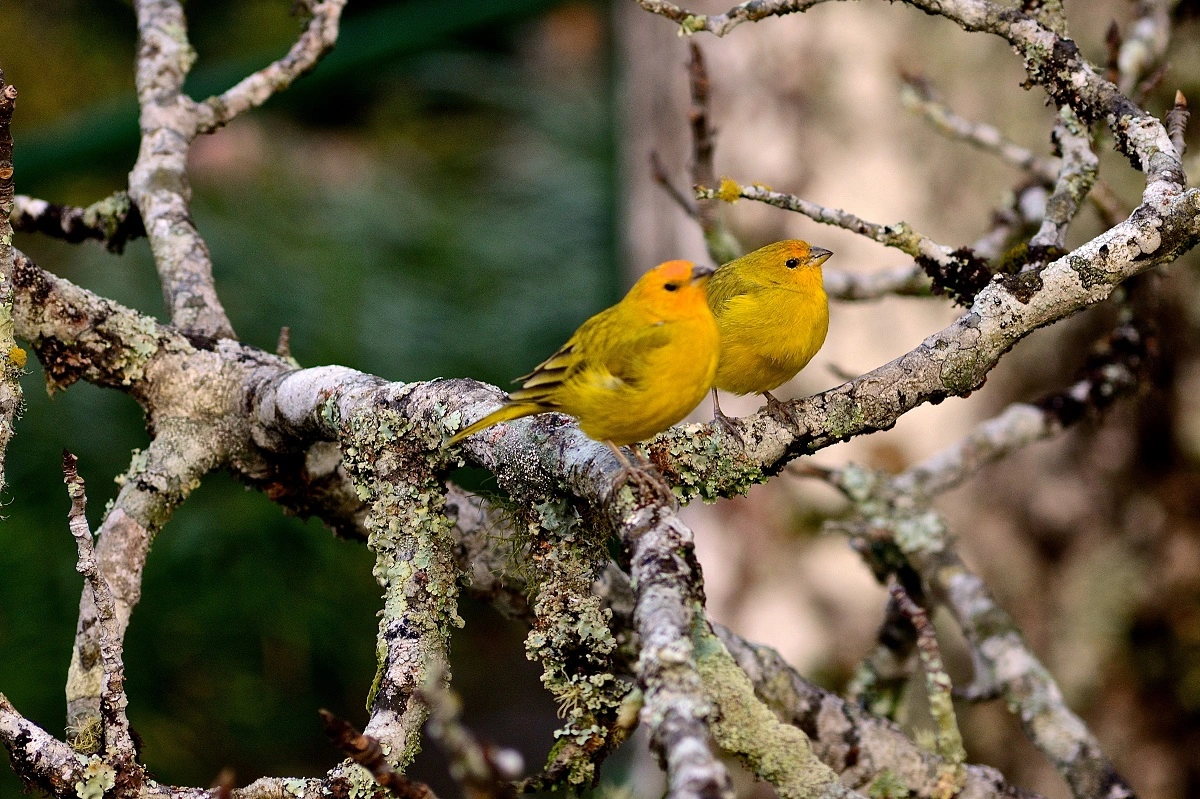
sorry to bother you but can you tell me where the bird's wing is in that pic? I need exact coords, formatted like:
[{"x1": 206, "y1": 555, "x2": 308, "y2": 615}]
[
  {"x1": 507, "y1": 310, "x2": 615, "y2": 407},
  {"x1": 706, "y1": 265, "x2": 758, "y2": 312},
  {"x1": 509, "y1": 308, "x2": 673, "y2": 405},
  {"x1": 585, "y1": 315, "x2": 674, "y2": 390}
]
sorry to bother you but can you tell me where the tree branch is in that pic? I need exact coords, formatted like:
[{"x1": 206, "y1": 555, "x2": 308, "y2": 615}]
[
  {"x1": 130, "y1": 0, "x2": 234, "y2": 339},
  {"x1": 62, "y1": 452, "x2": 137, "y2": 767},
  {"x1": 11, "y1": 193, "x2": 144, "y2": 253},
  {"x1": 1030, "y1": 107, "x2": 1098, "y2": 250}
]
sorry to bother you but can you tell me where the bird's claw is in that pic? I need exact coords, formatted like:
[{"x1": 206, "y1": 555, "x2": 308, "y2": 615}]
[
  {"x1": 606, "y1": 441, "x2": 673, "y2": 501},
  {"x1": 612, "y1": 463, "x2": 673, "y2": 501},
  {"x1": 713, "y1": 406, "x2": 744, "y2": 444},
  {"x1": 763, "y1": 391, "x2": 800, "y2": 429}
]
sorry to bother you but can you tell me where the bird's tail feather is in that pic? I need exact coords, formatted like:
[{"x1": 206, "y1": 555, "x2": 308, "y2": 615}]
[{"x1": 445, "y1": 402, "x2": 540, "y2": 446}]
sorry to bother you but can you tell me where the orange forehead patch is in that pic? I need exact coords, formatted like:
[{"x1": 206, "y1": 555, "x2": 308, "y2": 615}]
[{"x1": 649, "y1": 259, "x2": 697, "y2": 283}]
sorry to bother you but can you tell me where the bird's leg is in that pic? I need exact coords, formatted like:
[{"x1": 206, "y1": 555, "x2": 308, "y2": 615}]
[
  {"x1": 711, "y1": 388, "x2": 744, "y2": 444},
  {"x1": 630, "y1": 443, "x2": 653, "y2": 467},
  {"x1": 605, "y1": 441, "x2": 669, "y2": 498},
  {"x1": 762, "y1": 390, "x2": 801, "y2": 428}
]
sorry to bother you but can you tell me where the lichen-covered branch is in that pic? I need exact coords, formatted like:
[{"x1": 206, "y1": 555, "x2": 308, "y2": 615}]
[
  {"x1": 0, "y1": 71, "x2": 24, "y2": 494},
  {"x1": 195, "y1": 0, "x2": 347, "y2": 134},
  {"x1": 619, "y1": 499, "x2": 734, "y2": 799},
  {"x1": 11, "y1": 193, "x2": 144, "y2": 253},
  {"x1": 0, "y1": 696, "x2": 85, "y2": 797},
  {"x1": 828, "y1": 433, "x2": 1136, "y2": 799},
  {"x1": 642, "y1": 0, "x2": 1186, "y2": 202},
  {"x1": 714, "y1": 625, "x2": 1035, "y2": 799},
  {"x1": 66, "y1": 434, "x2": 226, "y2": 746},
  {"x1": 648, "y1": 186, "x2": 1199, "y2": 500},
  {"x1": 338, "y1": 385, "x2": 463, "y2": 768},
  {"x1": 888, "y1": 583, "x2": 965, "y2": 793},
  {"x1": 521, "y1": 499, "x2": 631, "y2": 789},
  {"x1": 892, "y1": 319, "x2": 1148, "y2": 498},
  {"x1": 694, "y1": 624, "x2": 863, "y2": 799}
]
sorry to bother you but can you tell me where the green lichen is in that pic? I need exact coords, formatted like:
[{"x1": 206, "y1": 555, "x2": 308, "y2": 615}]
[
  {"x1": 693, "y1": 622, "x2": 842, "y2": 799},
  {"x1": 823, "y1": 396, "x2": 867, "y2": 443},
  {"x1": 523, "y1": 497, "x2": 629, "y2": 787},
  {"x1": 74, "y1": 757, "x2": 115, "y2": 799},
  {"x1": 339, "y1": 399, "x2": 463, "y2": 769},
  {"x1": 82, "y1": 193, "x2": 132, "y2": 244},
  {"x1": 662, "y1": 423, "x2": 764, "y2": 503},
  {"x1": 890, "y1": 510, "x2": 947, "y2": 556},
  {"x1": 867, "y1": 770, "x2": 912, "y2": 799},
  {"x1": 938, "y1": 343, "x2": 987, "y2": 395},
  {"x1": 679, "y1": 14, "x2": 707, "y2": 34},
  {"x1": 281, "y1": 777, "x2": 309, "y2": 797}
]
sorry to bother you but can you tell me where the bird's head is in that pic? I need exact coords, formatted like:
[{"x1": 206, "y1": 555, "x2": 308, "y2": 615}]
[
  {"x1": 627, "y1": 259, "x2": 715, "y2": 320},
  {"x1": 730, "y1": 239, "x2": 832, "y2": 289}
]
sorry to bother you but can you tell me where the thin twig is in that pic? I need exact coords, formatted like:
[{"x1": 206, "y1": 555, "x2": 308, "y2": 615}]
[
  {"x1": 1030, "y1": 106, "x2": 1098, "y2": 250},
  {"x1": 11, "y1": 193, "x2": 144, "y2": 253},
  {"x1": 419, "y1": 671, "x2": 522, "y2": 799},
  {"x1": 62, "y1": 451, "x2": 136, "y2": 764},
  {"x1": 889, "y1": 582, "x2": 966, "y2": 790},
  {"x1": 696, "y1": 180, "x2": 955, "y2": 263},
  {"x1": 650, "y1": 150, "x2": 699, "y2": 218},
  {"x1": 634, "y1": 0, "x2": 832, "y2": 37},
  {"x1": 822, "y1": 264, "x2": 931, "y2": 301},
  {"x1": 1115, "y1": 0, "x2": 1178, "y2": 95},
  {"x1": 899, "y1": 75, "x2": 1059, "y2": 182},
  {"x1": 1167, "y1": 90, "x2": 1189, "y2": 160}
]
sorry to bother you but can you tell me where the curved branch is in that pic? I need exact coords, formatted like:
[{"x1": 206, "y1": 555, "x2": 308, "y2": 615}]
[{"x1": 195, "y1": 0, "x2": 347, "y2": 134}]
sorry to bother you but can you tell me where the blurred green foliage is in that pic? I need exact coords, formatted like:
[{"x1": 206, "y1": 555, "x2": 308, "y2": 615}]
[{"x1": 1, "y1": 0, "x2": 616, "y2": 793}]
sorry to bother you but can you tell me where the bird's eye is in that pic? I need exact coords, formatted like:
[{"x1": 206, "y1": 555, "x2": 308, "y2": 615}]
[
  {"x1": 663, "y1": 282, "x2": 679, "y2": 291},
  {"x1": 785, "y1": 258, "x2": 800, "y2": 269}
]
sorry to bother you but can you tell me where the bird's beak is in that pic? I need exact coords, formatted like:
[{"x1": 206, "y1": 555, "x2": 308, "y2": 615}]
[
  {"x1": 690, "y1": 263, "x2": 715, "y2": 283},
  {"x1": 810, "y1": 247, "x2": 833, "y2": 266}
]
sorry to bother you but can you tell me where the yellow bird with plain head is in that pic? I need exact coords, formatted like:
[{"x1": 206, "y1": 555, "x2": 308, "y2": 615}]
[
  {"x1": 706, "y1": 239, "x2": 832, "y2": 427},
  {"x1": 447, "y1": 260, "x2": 720, "y2": 460}
]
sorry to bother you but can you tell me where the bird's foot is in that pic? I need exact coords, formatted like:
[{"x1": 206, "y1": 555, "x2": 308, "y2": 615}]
[
  {"x1": 713, "y1": 405, "x2": 744, "y2": 444},
  {"x1": 607, "y1": 442, "x2": 672, "y2": 500},
  {"x1": 613, "y1": 463, "x2": 672, "y2": 500},
  {"x1": 763, "y1": 391, "x2": 800, "y2": 428}
]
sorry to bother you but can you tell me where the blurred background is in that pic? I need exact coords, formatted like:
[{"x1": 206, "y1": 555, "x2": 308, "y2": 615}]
[{"x1": 2, "y1": 1, "x2": 1200, "y2": 798}]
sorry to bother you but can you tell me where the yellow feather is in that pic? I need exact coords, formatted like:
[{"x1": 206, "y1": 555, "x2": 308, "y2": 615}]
[
  {"x1": 707, "y1": 240, "x2": 831, "y2": 396},
  {"x1": 448, "y1": 260, "x2": 719, "y2": 448}
]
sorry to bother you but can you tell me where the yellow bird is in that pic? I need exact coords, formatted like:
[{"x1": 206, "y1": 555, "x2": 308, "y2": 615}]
[
  {"x1": 706, "y1": 240, "x2": 832, "y2": 430},
  {"x1": 448, "y1": 260, "x2": 719, "y2": 468}
]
